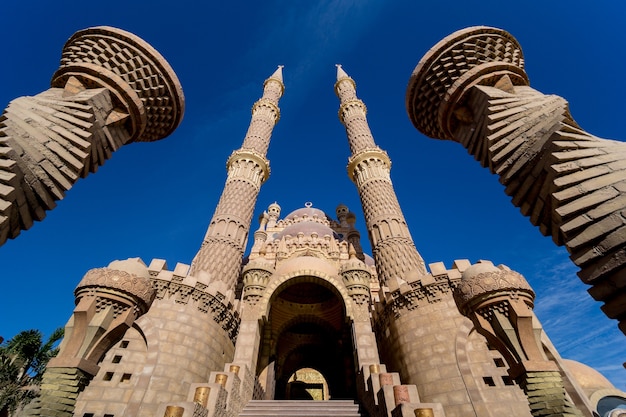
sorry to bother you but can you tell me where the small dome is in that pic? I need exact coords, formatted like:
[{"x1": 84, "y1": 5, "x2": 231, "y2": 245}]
[
  {"x1": 563, "y1": 359, "x2": 615, "y2": 395},
  {"x1": 242, "y1": 256, "x2": 275, "y2": 274},
  {"x1": 76, "y1": 258, "x2": 155, "y2": 313},
  {"x1": 268, "y1": 202, "x2": 281, "y2": 215},
  {"x1": 336, "y1": 204, "x2": 349, "y2": 216},
  {"x1": 276, "y1": 222, "x2": 337, "y2": 240},
  {"x1": 462, "y1": 262, "x2": 500, "y2": 279},
  {"x1": 454, "y1": 262, "x2": 534, "y2": 313},
  {"x1": 108, "y1": 258, "x2": 150, "y2": 279},
  {"x1": 285, "y1": 207, "x2": 328, "y2": 221}
]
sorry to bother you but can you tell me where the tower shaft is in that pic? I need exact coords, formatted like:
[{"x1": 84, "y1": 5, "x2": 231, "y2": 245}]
[
  {"x1": 189, "y1": 68, "x2": 284, "y2": 287},
  {"x1": 335, "y1": 66, "x2": 425, "y2": 284}
]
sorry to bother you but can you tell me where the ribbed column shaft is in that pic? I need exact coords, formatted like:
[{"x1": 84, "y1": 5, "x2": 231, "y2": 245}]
[
  {"x1": 335, "y1": 68, "x2": 426, "y2": 284},
  {"x1": 190, "y1": 69, "x2": 284, "y2": 287}
]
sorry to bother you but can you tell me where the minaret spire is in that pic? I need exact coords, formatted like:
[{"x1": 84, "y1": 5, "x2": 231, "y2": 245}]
[
  {"x1": 335, "y1": 66, "x2": 426, "y2": 284},
  {"x1": 190, "y1": 67, "x2": 284, "y2": 287}
]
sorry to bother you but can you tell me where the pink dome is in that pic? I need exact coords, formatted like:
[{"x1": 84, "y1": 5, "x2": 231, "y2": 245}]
[
  {"x1": 276, "y1": 222, "x2": 337, "y2": 239},
  {"x1": 284, "y1": 207, "x2": 328, "y2": 220}
]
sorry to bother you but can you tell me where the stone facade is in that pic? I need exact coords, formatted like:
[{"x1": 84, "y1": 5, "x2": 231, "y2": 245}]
[{"x1": 10, "y1": 26, "x2": 626, "y2": 417}]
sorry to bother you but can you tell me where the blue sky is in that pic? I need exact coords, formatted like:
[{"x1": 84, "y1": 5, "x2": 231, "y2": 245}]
[{"x1": 1, "y1": 0, "x2": 625, "y2": 388}]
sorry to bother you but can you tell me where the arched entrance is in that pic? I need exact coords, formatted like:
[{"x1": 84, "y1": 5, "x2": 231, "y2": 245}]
[
  {"x1": 257, "y1": 277, "x2": 356, "y2": 400},
  {"x1": 286, "y1": 368, "x2": 329, "y2": 400}
]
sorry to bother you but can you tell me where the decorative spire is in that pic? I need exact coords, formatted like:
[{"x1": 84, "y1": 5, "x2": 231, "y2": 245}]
[
  {"x1": 268, "y1": 65, "x2": 284, "y2": 85},
  {"x1": 336, "y1": 68, "x2": 427, "y2": 284},
  {"x1": 189, "y1": 67, "x2": 284, "y2": 285},
  {"x1": 335, "y1": 64, "x2": 351, "y2": 82}
]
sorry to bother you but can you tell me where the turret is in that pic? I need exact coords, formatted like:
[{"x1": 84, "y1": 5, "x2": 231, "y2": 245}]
[{"x1": 454, "y1": 261, "x2": 585, "y2": 416}]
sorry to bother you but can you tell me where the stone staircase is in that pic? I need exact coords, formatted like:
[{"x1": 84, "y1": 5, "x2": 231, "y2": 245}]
[{"x1": 239, "y1": 400, "x2": 363, "y2": 417}]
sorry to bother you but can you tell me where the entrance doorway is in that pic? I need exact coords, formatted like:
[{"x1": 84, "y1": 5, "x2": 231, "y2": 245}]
[
  {"x1": 257, "y1": 277, "x2": 356, "y2": 400},
  {"x1": 286, "y1": 368, "x2": 329, "y2": 400}
]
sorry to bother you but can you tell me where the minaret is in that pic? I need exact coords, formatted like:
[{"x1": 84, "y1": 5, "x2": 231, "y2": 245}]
[
  {"x1": 190, "y1": 66, "x2": 284, "y2": 287},
  {"x1": 334, "y1": 65, "x2": 425, "y2": 284}
]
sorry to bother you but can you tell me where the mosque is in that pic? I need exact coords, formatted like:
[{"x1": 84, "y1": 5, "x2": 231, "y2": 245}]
[{"x1": 2, "y1": 26, "x2": 625, "y2": 417}]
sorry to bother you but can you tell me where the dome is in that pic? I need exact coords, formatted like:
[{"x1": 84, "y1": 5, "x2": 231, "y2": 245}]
[
  {"x1": 242, "y1": 256, "x2": 275, "y2": 274},
  {"x1": 107, "y1": 258, "x2": 150, "y2": 279},
  {"x1": 75, "y1": 258, "x2": 155, "y2": 313},
  {"x1": 363, "y1": 254, "x2": 375, "y2": 267},
  {"x1": 453, "y1": 262, "x2": 534, "y2": 313},
  {"x1": 563, "y1": 359, "x2": 615, "y2": 395},
  {"x1": 276, "y1": 221, "x2": 337, "y2": 240},
  {"x1": 284, "y1": 207, "x2": 328, "y2": 221}
]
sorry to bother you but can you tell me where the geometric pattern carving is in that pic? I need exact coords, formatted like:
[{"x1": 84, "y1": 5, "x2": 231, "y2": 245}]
[
  {"x1": 406, "y1": 26, "x2": 527, "y2": 142},
  {"x1": 76, "y1": 267, "x2": 157, "y2": 314},
  {"x1": 151, "y1": 274, "x2": 240, "y2": 343},
  {"x1": 52, "y1": 26, "x2": 184, "y2": 143},
  {"x1": 336, "y1": 66, "x2": 426, "y2": 286},
  {"x1": 518, "y1": 371, "x2": 583, "y2": 417},
  {"x1": 453, "y1": 268, "x2": 534, "y2": 314},
  {"x1": 189, "y1": 67, "x2": 283, "y2": 289}
]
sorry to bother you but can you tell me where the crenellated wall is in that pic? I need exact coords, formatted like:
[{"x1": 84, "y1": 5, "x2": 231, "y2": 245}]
[
  {"x1": 72, "y1": 259, "x2": 239, "y2": 417},
  {"x1": 374, "y1": 260, "x2": 531, "y2": 417}
]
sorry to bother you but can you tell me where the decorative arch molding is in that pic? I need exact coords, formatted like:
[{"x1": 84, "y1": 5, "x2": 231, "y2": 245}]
[
  {"x1": 590, "y1": 389, "x2": 626, "y2": 413},
  {"x1": 454, "y1": 320, "x2": 481, "y2": 417},
  {"x1": 274, "y1": 314, "x2": 340, "y2": 342},
  {"x1": 258, "y1": 270, "x2": 355, "y2": 321}
]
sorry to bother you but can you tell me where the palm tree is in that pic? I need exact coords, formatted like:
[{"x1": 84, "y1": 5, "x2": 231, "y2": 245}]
[{"x1": 0, "y1": 328, "x2": 64, "y2": 417}]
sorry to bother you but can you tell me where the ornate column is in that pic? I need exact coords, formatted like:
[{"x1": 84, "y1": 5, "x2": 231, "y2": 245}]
[
  {"x1": 0, "y1": 26, "x2": 184, "y2": 246},
  {"x1": 189, "y1": 67, "x2": 284, "y2": 288},
  {"x1": 340, "y1": 246, "x2": 380, "y2": 368},
  {"x1": 406, "y1": 26, "x2": 626, "y2": 334},
  {"x1": 335, "y1": 64, "x2": 426, "y2": 286},
  {"x1": 453, "y1": 262, "x2": 585, "y2": 417}
]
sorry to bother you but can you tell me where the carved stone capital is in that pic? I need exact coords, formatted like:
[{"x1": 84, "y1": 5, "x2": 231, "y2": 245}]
[
  {"x1": 406, "y1": 26, "x2": 527, "y2": 141},
  {"x1": 76, "y1": 267, "x2": 156, "y2": 314},
  {"x1": 226, "y1": 149, "x2": 270, "y2": 184},
  {"x1": 347, "y1": 148, "x2": 391, "y2": 183},
  {"x1": 52, "y1": 26, "x2": 184, "y2": 142}
]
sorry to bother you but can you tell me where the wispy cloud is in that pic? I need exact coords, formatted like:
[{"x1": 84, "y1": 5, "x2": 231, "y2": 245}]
[
  {"x1": 240, "y1": 1, "x2": 386, "y2": 94},
  {"x1": 527, "y1": 250, "x2": 626, "y2": 389}
]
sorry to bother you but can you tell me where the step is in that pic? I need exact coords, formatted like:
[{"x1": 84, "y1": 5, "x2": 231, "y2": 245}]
[{"x1": 239, "y1": 400, "x2": 362, "y2": 417}]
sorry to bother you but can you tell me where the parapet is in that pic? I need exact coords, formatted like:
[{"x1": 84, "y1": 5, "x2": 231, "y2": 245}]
[{"x1": 147, "y1": 259, "x2": 240, "y2": 342}]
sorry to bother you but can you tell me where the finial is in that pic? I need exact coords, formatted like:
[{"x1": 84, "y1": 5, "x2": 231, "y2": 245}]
[
  {"x1": 336, "y1": 64, "x2": 350, "y2": 82},
  {"x1": 304, "y1": 202, "x2": 313, "y2": 208},
  {"x1": 348, "y1": 243, "x2": 357, "y2": 259},
  {"x1": 334, "y1": 64, "x2": 356, "y2": 96},
  {"x1": 264, "y1": 65, "x2": 285, "y2": 96}
]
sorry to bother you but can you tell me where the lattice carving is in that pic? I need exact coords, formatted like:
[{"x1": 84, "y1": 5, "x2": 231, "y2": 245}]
[
  {"x1": 335, "y1": 67, "x2": 427, "y2": 287},
  {"x1": 190, "y1": 69, "x2": 283, "y2": 288},
  {"x1": 76, "y1": 267, "x2": 156, "y2": 313}
]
